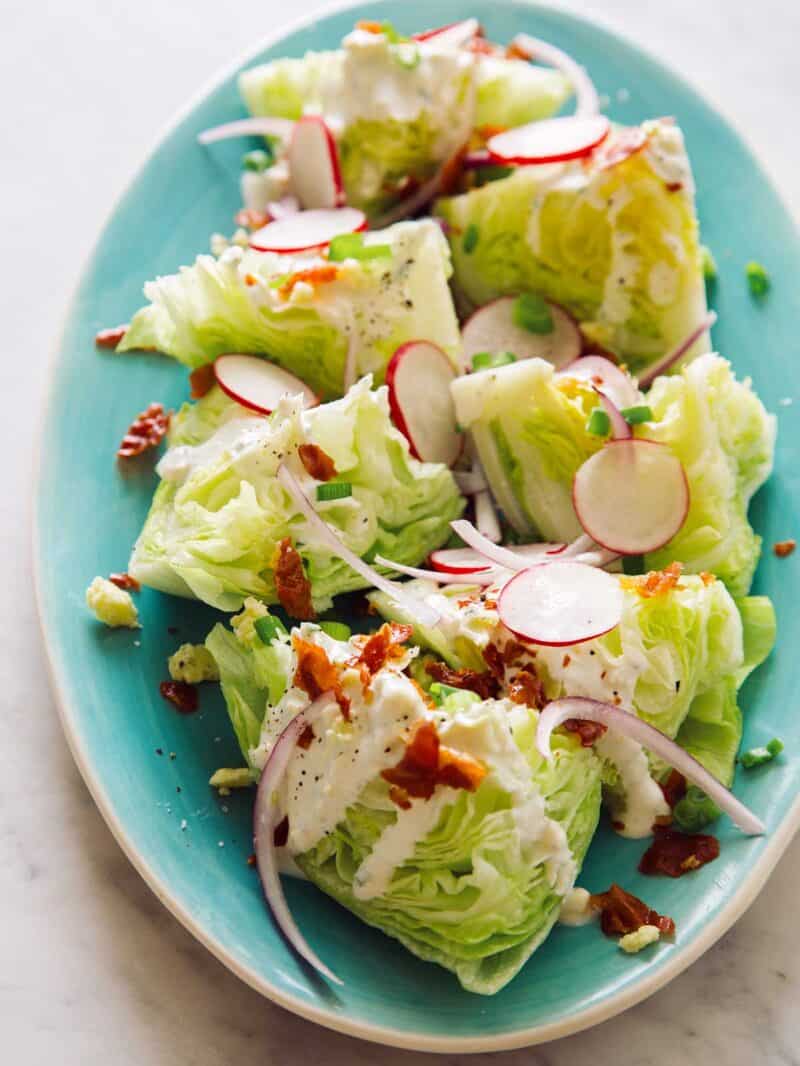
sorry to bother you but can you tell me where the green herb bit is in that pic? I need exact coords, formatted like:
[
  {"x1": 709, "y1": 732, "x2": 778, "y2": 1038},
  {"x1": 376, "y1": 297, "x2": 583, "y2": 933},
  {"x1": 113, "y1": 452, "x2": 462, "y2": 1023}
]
[
  {"x1": 740, "y1": 737, "x2": 784, "y2": 769},
  {"x1": 471, "y1": 350, "x2": 517, "y2": 372},
  {"x1": 700, "y1": 245, "x2": 717, "y2": 282},
  {"x1": 462, "y1": 223, "x2": 480, "y2": 255},
  {"x1": 746, "y1": 260, "x2": 770, "y2": 298},
  {"x1": 254, "y1": 614, "x2": 287, "y2": 645},
  {"x1": 586, "y1": 407, "x2": 611, "y2": 436},
  {"x1": 319, "y1": 621, "x2": 352, "y2": 642},
  {"x1": 380, "y1": 20, "x2": 409, "y2": 43},
  {"x1": 242, "y1": 148, "x2": 273, "y2": 173},
  {"x1": 512, "y1": 292, "x2": 554, "y2": 335},
  {"x1": 621, "y1": 404, "x2": 653, "y2": 425},
  {"x1": 317, "y1": 481, "x2": 353, "y2": 502},
  {"x1": 328, "y1": 233, "x2": 391, "y2": 262},
  {"x1": 673, "y1": 786, "x2": 720, "y2": 832},
  {"x1": 476, "y1": 165, "x2": 514, "y2": 184},
  {"x1": 430, "y1": 682, "x2": 461, "y2": 705}
]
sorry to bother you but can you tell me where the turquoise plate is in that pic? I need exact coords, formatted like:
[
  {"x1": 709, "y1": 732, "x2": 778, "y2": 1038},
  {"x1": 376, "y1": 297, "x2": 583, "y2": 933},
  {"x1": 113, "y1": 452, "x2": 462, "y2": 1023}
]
[{"x1": 35, "y1": 0, "x2": 800, "y2": 1052}]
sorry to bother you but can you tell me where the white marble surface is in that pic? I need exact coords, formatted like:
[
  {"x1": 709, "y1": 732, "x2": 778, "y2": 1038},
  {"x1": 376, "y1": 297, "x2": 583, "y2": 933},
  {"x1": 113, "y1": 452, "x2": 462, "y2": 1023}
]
[{"x1": 4, "y1": 0, "x2": 799, "y2": 1062}]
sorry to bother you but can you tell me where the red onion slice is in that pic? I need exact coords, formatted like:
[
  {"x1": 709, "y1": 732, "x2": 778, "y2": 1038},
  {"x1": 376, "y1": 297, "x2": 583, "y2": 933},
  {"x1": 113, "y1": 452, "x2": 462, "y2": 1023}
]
[
  {"x1": 370, "y1": 169, "x2": 448, "y2": 229},
  {"x1": 374, "y1": 555, "x2": 497, "y2": 586},
  {"x1": 638, "y1": 312, "x2": 717, "y2": 388},
  {"x1": 537, "y1": 697, "x2": 765, "y2": 836},
  {"x1": 510, "y1": 34, "x2": 599, "y2": 117},
  {"x1": 454, "y1": 468, "x2": 488, "y2": 495},
  {"x1": 475, "y1": 486, "x2": 502, "y2": 543},
  {"x1": 451, "y1": 521, "x2": 614, "y2": 571},
  {"x1": 277, "y1": 463, "x2": 440, "y2": 627},
  {"x1": 450, "y1": 519, "x2": 534, "y2": 571},
  {"x1": 253, "y1": 693, "x2": 343, "y2": 984},
  {"x1": 594, "y1": 386, "x2": 632, "y2": 440},
  {"x1": 198, "y1": 117, "x2": 295, "y2": 145}
]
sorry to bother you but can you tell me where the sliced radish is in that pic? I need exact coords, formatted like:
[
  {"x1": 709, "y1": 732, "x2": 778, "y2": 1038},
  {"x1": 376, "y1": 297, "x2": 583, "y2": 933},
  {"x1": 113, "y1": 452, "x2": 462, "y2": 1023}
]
[
  {"x1": 637, "y1": 312, "x2": 717, "y2": 388},
  {"x1": 214, "y1": 354, "x2": 318, "y2": 414},
  {"x1": 558, "y1": 355, "x2": 640, "y2": 409},
  {"x1": 509, "y1": 35, "x2": 599, "y2": 117},
  {"x1": 487, "y1": 115, "x2": 610, "y2": 166},
  {"x1": 594, "y1": 126, "x2": 648, "y2": 170},
  {"x1": 461, "y1": 296, "x2": 581, "y2": 370},
  {"x1": 430, "y1": 543, "x2": 564, "y2": 575},
  {"x1": 288, "y1": 116, "x2": 344, "y2": 210},
  {"x1": 573, "y1": 439, "x2": 689, "y2": 555},
  {"x1": 249, "y1": 207, "x2": 366, "y2": 253},
  {"x1": 197, "y1": 116, "x2": 294, "y2": 146},
  {"x1": 498, "y1": 562, "x2": 623, "y2": 647},
  {"x1": 374, "y1": 555, "x2": 497, "y2": 586},
  {"x1": 412, "y1": 18, "x2": 479, "y2": 47},
  {"x1": 386, "y1": 341, "x2": 463, "y2": 467}
]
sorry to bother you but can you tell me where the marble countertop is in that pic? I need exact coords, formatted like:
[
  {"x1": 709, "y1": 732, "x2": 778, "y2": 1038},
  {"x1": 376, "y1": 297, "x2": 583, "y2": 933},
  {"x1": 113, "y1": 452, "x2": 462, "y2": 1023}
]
[{"x1": 4, "y1": 0, "x2": 798, "y2": 1062}]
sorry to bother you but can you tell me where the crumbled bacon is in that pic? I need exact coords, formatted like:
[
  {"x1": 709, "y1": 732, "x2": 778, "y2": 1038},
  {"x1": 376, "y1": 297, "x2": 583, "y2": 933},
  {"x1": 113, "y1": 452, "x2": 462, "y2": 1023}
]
[
  {"x1": 117, "y1": 403, "x2": 170, "y2": 459},
  {"x1": 273, "y1": 816, "x2": 289, "y2": 847},
  {"x1": 638, "y1": 826, "x2": 720, "y2": 878},
  {"x1": 590, "y1": 883, "x2": 675, "y2": 937},
  {"x1": 483, "y1": 642, "x2": 505, "y2": 680},
  {"x1": 665, "y1": 181, "x2": 684, "y2": 192},
  {"x1": 244, "y1": 273, "x2": 258, "y2": 287},
  {"x1": 382, "y1": 720, "x2": 486, "y2": 804},
  {"x1": 700, "y1": 571, "x2": 715, "y2": 586},
  {"x1": 292, "y1": 634, "x2": 349, "y2": 717},
  {"x1": 774, "y1": 539, "x2": 796, "y2": 558},
  {"x1": 467, "y1": 36, "x2": 500, "y2": 56},
  {"x1": 189, "y1": 364, "x2": 216, "y2": 399},
  {"x1": 278, "y1": 265, "x2": 340, "y2": 300},
  {"x1": 159, "y1": 680, "x2": 198, "y2": 713},
  {"x1": 507, "y1": 669, "x2": 546, "y2": 709},
  {"x1": 563, "y1": 718, "x2": 608, "y2": 747},
  {"x1": 356, "y1": 18, "x2": 383, "y2": 32},
  {"x1": 297, "y1": 724, "x2": 315, "y2": 750},
  {"x1": 659, "y1": 769, "x2": 687, "y2": 809},
  {"x1": 235, "y1": 207, "x2": 270, "y2": 230},
  {"x1": 95, "y1": 324, "x2": 128, "y2": 349},
  {"x1": 109, "y1": 572, "x2": 140, "y2": 592},
  {"x1": 388, "y1": 785, "x2": 412, "y2": 810},
  {"x1": 274, "y1": 538, "x2": 315, "y2": 620},
  {"x1": 438, "y1": 143, "x2": 470, "y2": 198},
  {"x1": 247, "y1": 852, "x2": 257, "y2": 866},
  {"x1": 298, "y1": 443, "x2": 337, "y2": 482},
  {"x1": 356, "y1": 623, "x2": 413, "y2": 677},
  {"x1": 505, "y1": 40, "x2": 532, "y2": 60},
  {"x1": 425, "y1": 660, "x2": 500, "y2": 700},
  {"x1": 621, "y1": 561, "x2": 684, "y2": 598}
]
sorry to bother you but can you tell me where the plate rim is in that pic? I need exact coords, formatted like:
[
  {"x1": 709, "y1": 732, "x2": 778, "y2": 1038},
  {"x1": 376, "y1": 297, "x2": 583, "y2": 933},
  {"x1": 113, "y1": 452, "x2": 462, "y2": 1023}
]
[{"x1": 33, "y1": 0, "x2": 800, "y2": 1052}]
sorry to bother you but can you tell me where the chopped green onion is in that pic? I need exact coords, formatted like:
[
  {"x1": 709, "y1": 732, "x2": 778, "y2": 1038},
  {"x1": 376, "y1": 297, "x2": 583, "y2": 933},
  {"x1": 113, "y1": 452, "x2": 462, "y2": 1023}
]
[
  {"x1": 621, "y1": 404, "x2": 653, "y2": 425},
  {"x1": 586, "y1": 407, "x2": 611, "y2": 436},
  {"x1": 380, "y1": 21, "x2": 409, "y2": 43},
  {"x1": 328, "y1": 233, "x2": 392, "y2": 262},
  {"x1": 476, "y1": 165, "x2": 514, "y2": 184},
  {"x1": 512, "y1": 292, "x2": 554, "y2": 335},
  {"x1": 700, "y1": 245, "x2": 717, "y2": 282},
  {"x1": 622, "y1": 554, "x2": 644, "y2": 576},
  {"x1": 254, "y1": 614, "x2": 287, "y2": 645},
  {"x1": 462, "y1": 223, "x2": 480, "y2": 255},
  {"x1": 673, "y1": 787, "x2": 720, "y2": 832},
  {"x1": 430, "y1": 682, "x2": 461, "y2": 705},
  {"x1": 471, "y1": 350, "x2": 517, "y2": 372},
  {"x1": 242, "y1": 148, "x2": 274, "y2": 173},
  {"x1": 319, "y1": 621, "x2": 352, "y2": 642},
  {"x1": 316, "y1": 481, "x2": 353, "y2": 502},
  {"x1": 740, "y1": 737, "x2": 783, "y2": 768},
  {"x1": 268, "y1": 274, "x2": 289, "y2": 289},
  {"x1": 746, "y1": 260, "x2": 770, "y2": 298}
]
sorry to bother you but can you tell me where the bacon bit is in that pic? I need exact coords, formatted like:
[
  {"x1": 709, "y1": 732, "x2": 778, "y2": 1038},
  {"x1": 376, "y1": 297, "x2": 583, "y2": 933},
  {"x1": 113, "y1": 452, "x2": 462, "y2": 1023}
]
[
  {"x1": 638, "y1": 825, "x2": 720, "y2": 878},
  {"x1": 590, "y1": 883, "x2": 675, "y2": 937},
  {"x1": 235, "y1": 207, "x2": 270, "y2": 230},
  {"x1": 388, "y1": 785, "x2": 412, "y2": 810},
  {"x1": 563, "y1": 718, "x2": 608, "y2": 746},
  {"x1": 700, "y1": 571, "x2": 715, "y2": 586},
  {"x1": 438, "y1": 143, "x2": 470, "y2": 198},
  {"x1": 593, "y1": 126, "x2": 649, "y2": 171},
  {"x1": 505, "y1": 40, "x2": 532, "y2": 60},
  {"x1": 356, "y1": 18, "x2": 384, "y2": 32},
  {"x1": 95, "y1": 324, "x2": 128, "y2": 349},
  {"x1": 273, "y1": 815, "x2": 289, "y2": 847},
  {"x1": 659, "y1": 769, "x2": 687, "y2": 809},
  {"x1": 665, "y1": 181, "x2": 684, "y2": 192},
  {"x1": 189, "y1": 364, "x2": 216, "y2": 399},
  {"x1": 278, "y1": 264, "x2": 340, "y2": 300},
  {"x1": 159, "y1": 680, "x2": 199, "y2": 714},
  {"x1": 247, "y1": 852, "x2": 257, "y2": 866},
  {"x1": 117, "y1": 402, "x2": 170, "y2": 458},
  {"x1": 562, "y1": 653, "x2": 571, "y2": 668},
  {"x1": 274, "y1": 538, "x2": 315, "y2": 620},
  {"x1": 456, "y1": 595, "x2": 479, "y2": 609},
  {"x1": 507, "y1": 669, "x2": 546, "y2": 709},
  {"x1": 426, "y1": 660, "x2": 500, "y2": 700},
  {"x1": 467, "y1": 36, "x2": 500, "y2": 56},
  {"x1": 483, "y1": 598, "x2": 498, "y2": 611},
  {"x1": 356, "y1": 623, "x2": 413, "y2": 677},
  {"x1": 382, "y1": 721, "x2": 486, "y2": 804},
  {"x1": 109, "y1": 572, "x2": 140, "y2": 592},
  {"x1": 244, "y1": 273, "x2": 259, "y2": 287},
  {"x1": 621, "y1": 561, "x2": 684, "y2": 598},
  {"x1": 483, "y1": 642, "x2": 505, "y2": 680},
  {"x1": 292, "y1": 634, "x2": 349, "y2": 717},
  {"x1": 774, "y1": 539, "x2": 796, "y2": 558},
  {"x1": 298, "y1": 443, "x2": 338, "y2": 482},
  {"x1": 297, "y1": 724, "x2": 315, "y2": 750}
]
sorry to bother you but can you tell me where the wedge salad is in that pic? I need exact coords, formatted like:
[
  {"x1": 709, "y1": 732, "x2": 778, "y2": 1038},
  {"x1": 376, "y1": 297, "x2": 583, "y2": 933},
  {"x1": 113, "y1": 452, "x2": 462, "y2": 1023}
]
[{"x1": 89, "y1": 17, "x2": 781, "y2": 995}]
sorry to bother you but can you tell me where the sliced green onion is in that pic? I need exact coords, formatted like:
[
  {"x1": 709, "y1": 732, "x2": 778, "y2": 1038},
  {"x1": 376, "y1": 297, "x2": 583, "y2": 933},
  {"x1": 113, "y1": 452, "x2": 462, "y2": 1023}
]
[
  {"x1": 476, "y1": 165, "x2": 514, "y2": 184},
  {"x1": 316, "y1": 482, "x2": 353, "y2": 502},
  {"x1": 255, "y1": 614, "x2": 287, "y2": 645},
  {"x1": 746, "y1": 260, "x2": 770, "y2": 298},
  {"x1": 741, "y1": 737, "x2": 783, "y2": 768},
  {"x1": 319, "y1": 621, "x2": 352, "y2": 642},
  {"x1": 328, "y1": 233, "x2": 392, "y2": 262},
  {"x1": 622, "y1": 554, "x2": 644, "y2": 576},
  {"x1": 430, "y1": 682, "x2": 461, "y2": 705},
  {"x1": 462, "y1": 223, "x2": 480, "y2": 254},
  {"x1": 242, "y1": 148, "x2": 274, "y2": 173},
  {"x1": 586, "y1": 407, "x2": 611, "y2": 436},
  {"x1": 621, "y1": 404, "x2": 653, "y2": 425},
  {"x1": 673, "y1": 786, "x2": 720, "y2": 832},
  {"x1": 512, "y1": 292, "x2": 553, "y2": 335},
  {"x1": 471, "y1": 350, "x2": 517, "y2": 372},
  {"x1": 380, "y1": 21, "x2": 409, "y2": 43},
  {"x1": 700, "y1": 245, "x2": 717, "y2": 282}
]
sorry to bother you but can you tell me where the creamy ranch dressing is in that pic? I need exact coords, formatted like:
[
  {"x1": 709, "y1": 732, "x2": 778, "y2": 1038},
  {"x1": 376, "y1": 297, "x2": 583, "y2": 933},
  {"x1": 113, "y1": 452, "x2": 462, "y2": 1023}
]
[{"x1": 558, "y1": 886, "x2": 596, "y2": 927}]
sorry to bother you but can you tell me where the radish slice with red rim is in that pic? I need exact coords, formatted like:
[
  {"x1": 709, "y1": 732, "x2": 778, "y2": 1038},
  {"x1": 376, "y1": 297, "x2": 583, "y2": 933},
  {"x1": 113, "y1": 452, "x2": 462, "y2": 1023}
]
[
  {"x1": 558, "y1": 354, "x2": 640, "y2": 410},
  {"x1": 412, "y1": 18, "x2": 479, "y2": 46},
  {"x1": 573, "y1": 439, "x2": 689, "y2": 555},
  {"x1": 430, "y1": 542, "x2": 564, "y2": 575},
  {"x1": 249, "y1": 207, "x2": 366, "y2": 253},
  {"x1": 374, "y1": 555, "x2": 497, "y2": 586},
  {"x1": 594, "y1": 387, "x2": 632, "y2": 441},
  {"x1": 487, "y1": 115, "x2": 610, "y2": 166},
  {"x1": 509, "y1": 34, "x2": 600, "y2": 117},
  {"x1": 198, "y1": 116, "x2": 294, "y2": 145},
  {"x1": 288, "y1": 116, "x2": 345, "y2": 210},
  {"x1": 498, "y1": 562, "x2": 623, "y2": 647},
  {"x1": 276, "y1": 464, "x2": 440, "y2": 628},
  {"x1": 386, "y1": 341, "x2": 463, "y2": 467},
  {"x1": 214, "y1": 355, "x2": 318, "y2": 414},
  {"x1": 461, "y1": 296, "x2": 582, "y2": 370},
  {"x1": 253, "y1": 693, "x2": 344, "y2": 985},
  {"x1": 638, "y1": 312, "x2": 717, "y2": 388},
  {"x1": 536, "y1": 697, "x2": 765, "y2": 836}
]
